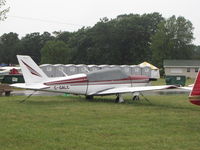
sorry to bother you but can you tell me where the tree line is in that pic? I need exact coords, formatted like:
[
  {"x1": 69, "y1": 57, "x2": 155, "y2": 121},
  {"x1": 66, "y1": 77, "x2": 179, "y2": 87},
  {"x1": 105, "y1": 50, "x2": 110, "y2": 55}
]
[{"x1": 0, "y1": 12, "x2": 200, "y2": 68}]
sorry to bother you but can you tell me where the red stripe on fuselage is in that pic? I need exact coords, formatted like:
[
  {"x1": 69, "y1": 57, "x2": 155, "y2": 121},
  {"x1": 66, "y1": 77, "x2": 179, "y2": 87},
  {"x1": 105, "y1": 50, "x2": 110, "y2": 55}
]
[
  {"x1": 44, "y1": 75, "x2": 149, "y2": 86},
  {"x1": 129, "y1": 75, "x2": 149, "y2": 80},
  {"x1": 45, "y1": 77, "x2": 87, "y2": 85}
]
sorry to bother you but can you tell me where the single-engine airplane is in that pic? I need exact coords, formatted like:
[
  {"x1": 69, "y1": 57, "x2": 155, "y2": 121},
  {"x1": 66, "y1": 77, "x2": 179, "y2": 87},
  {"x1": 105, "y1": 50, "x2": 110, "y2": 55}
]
[{"x1": 11, "y1": 55, "x2": 178, "y2": 103}]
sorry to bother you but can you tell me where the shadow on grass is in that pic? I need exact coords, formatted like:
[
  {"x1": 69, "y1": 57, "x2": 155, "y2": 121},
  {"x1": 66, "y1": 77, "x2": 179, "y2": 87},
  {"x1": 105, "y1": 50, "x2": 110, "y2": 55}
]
[
  {"x1": 129, "y1": 99, "x2": 200, "y2": 112},
  {"x1": 84, "y1": 96, "x2": 200, "y2": 112},
  {"x1": 12, "y1": 95, "x2": 200, "y2": 112},
  {"x1": 13, "y1": 95, "x2": 83, "y2": 105}
]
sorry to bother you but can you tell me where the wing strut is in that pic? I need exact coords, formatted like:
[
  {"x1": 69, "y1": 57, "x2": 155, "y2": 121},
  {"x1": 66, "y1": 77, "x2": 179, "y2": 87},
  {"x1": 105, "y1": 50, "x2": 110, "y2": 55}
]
[
  {"x1": 115, "y1": 94, "x2": 124, "y2": 103},
  {"x1": 139, "y1": 92, "x2": 152, "y2": 104},
  {"x1": 19, "y1": 91, "x2": 36, "y2": 103}
]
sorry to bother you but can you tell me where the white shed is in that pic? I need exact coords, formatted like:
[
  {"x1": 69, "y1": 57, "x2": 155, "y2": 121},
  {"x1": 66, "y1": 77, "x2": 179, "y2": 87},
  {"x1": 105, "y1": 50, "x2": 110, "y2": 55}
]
[
  {"x1": 40, "y1": 64, "x2": 56, "y2": 77},
  {"x1": 65, "y1": 64, "x2": 78, "y2": 75},
  {"x1": 130, "y1": 65, "x2": 142, "y2": 76},
  {"x1": 76, "y1": 64, "x2": 89, "y2": 74},
  {"x1": 120, "y1": 65, "x2": 131, "y2": 75},
  {"x1": 88, "y1": 65, "x2": 100, "y2": 72},
  {"x1": 54, "y1": 64, "x2": 66, "y2": 77}
]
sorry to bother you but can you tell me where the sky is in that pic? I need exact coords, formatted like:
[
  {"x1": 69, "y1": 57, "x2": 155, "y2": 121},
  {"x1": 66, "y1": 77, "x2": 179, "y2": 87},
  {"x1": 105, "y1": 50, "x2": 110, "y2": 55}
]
[{"x1": 0, "y1": 0, "x2": 200, "y2": 45}]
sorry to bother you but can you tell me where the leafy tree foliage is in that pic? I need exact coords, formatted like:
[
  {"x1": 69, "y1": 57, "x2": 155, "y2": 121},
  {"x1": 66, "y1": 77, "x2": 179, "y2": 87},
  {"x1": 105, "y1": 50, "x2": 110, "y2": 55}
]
[
  {"x1": 0, "y1": 0, "x2": 9, "y2": 21},
  {"x1": 41, "y1": 40, "x2": 70, "y2": 64},
  {"x1": 151, "y1": 15, "x2": 194, "y2": 67},
  {"x1": 54, "y1": 31, "x2": 74, "y2": 44},
  {"x1": 67, "y1": 13, "x2": 164, "y2": 65},
  {"x1": 19, "y1": 32, "x2": 54, "y2": 64},
  {"x1": 191, "y1": 45, "x2": 200, "y2": 59},
  {"x1": 0, "y1": 13, "x2": 198, "y2": 67},
  {"x1": 0, "y1": 32, "x2": 20, "y2": 64}
]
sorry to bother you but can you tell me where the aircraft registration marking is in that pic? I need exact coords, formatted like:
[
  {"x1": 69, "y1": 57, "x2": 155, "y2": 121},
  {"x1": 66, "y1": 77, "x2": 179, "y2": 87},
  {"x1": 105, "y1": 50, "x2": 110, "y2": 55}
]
[{"x1": 54, "y1": 85, "x2": 70, "y2": 90}]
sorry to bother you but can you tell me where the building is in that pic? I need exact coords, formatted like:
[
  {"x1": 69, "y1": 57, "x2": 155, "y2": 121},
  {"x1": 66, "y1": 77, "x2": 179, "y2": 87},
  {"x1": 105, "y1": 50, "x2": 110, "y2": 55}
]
[{"x1": 163, "y1": 60, "x2": 200, "y2": 78}]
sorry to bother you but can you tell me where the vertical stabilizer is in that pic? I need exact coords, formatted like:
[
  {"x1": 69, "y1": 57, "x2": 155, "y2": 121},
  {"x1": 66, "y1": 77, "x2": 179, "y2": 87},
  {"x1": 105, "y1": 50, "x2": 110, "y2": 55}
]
[
  {"x1": 17, "y1": 55, "x2": 48, "y2": 84},
  {"x1": 189, "y1": 69, "x2": 200, "y2": 106}
]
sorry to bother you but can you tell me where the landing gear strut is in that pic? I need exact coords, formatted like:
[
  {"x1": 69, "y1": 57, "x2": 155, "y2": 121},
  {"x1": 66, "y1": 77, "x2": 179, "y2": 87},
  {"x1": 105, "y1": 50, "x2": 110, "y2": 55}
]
[
  {"x1": 115, "y1": 94, "x2": 124, "y2": 103},
  {"x1": 20, "y1": 91, "x2": 36, "y2": 103}
]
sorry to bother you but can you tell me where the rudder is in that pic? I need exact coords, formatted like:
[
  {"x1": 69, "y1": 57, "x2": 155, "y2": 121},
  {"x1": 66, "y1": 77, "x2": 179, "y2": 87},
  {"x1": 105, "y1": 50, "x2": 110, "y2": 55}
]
[
  {"x1": 17, "y1": 55, "x2": 48, "y2": 84},
  {"x1": 189, "y1": 69, "x2": 200, "y2": 106}
]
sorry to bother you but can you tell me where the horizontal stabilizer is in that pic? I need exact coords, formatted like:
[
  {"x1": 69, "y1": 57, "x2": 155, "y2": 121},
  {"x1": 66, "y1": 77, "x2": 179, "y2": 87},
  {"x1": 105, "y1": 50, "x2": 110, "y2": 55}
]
[{"x1": 10, "y1": 83, "x2": 50, "y2": 90}]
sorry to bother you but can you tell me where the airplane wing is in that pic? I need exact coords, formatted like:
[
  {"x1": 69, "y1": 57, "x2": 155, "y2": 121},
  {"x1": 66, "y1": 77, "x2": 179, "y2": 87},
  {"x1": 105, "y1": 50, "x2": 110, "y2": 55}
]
[
  {"x1": 91, "y1": 85, "x2": 177, "y2": 95},
  {"x1": 178, "y1": 87, "x2": 192, "y2": 91},
  {"x1": 177, "y1": 84, "x2": 194, "y2": 91},
  {"x1": 10, "y1": 83, "x2": 50, "y2": 90}
]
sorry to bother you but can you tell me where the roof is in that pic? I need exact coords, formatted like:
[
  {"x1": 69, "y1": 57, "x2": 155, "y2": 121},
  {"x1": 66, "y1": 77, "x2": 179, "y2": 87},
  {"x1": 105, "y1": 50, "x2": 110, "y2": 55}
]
[
  {"x1": 164, "y1": 60, "x2": 200, "y2": 67},
  {"x1": 139, "y1": 62, "x2": 158, "y2": 70}
]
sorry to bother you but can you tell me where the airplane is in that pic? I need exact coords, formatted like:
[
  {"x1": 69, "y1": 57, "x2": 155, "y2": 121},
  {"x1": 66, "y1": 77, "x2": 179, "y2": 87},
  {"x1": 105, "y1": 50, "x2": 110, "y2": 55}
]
[
  {"x1": 11, "y1": 55, "x2": 178, "y2": 103},
  {"x1": 0, "y1": 66, "x2": 21, "y2": 82},
  {"x1": 178, "y1": 70, "x2": 200, "y2": 106},
  {"x1": 0, "y1": 66, "x2": 21, "y2": 75}
]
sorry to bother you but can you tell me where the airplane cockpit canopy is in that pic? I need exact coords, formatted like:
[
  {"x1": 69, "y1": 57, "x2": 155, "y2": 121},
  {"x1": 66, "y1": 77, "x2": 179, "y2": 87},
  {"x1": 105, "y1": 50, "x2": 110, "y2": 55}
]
[{"x1": 86, "y1": 68, "x2": 129, "y2": 82}]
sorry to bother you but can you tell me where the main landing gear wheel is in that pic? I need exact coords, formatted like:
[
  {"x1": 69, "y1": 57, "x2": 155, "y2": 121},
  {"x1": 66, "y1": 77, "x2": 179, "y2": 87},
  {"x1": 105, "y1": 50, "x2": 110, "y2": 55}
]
[
  {"x1": 132, "y1": 92, "x2": 140, "y2": 101},
  {"x1": 115, "y1": 96, "x2": 119, "y2": 103},
  {"x1": 132, "y1": 95, "x2": 140, "y2": 101},
  {"x1": 132, "y1": 92, "x2": 152, "y2": 104}
]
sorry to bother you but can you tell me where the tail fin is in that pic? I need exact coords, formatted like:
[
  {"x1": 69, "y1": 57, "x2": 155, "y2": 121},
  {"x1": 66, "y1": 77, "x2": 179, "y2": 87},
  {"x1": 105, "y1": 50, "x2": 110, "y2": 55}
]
[
  {"x1": 17, "y1": 55, "x2": 48, "y2": 84},
  {"x1": 189, "y1": 69, "x2": 200, "y2": 106}
]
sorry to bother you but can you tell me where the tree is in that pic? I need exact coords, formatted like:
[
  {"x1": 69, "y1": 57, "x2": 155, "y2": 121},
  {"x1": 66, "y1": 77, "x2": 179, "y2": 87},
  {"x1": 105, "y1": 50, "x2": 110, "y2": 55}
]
[
  {"x1": 111, "y1": 13, "x2": 163, "y2": 64},
  {"x1": 0, "y1": 32, "x2": 20, "y2": 64},
  {"x1": 19, "y1": 32, "x2": 54, "y2": 64},
  {"x1": 151, "y1": 15, "x2": 194, "y2": 67},
  {"x1": 67, "y1": 27, "x2": 94, "y2": 64},
  {"x1": 54, "y1": 31, "x2": 73, "y2": 44},
  {"x1": 41, "y1": 40, "x2": 70, "y2": 64},
  {"x1": 191, "y1": 45, "x2": 200, "y2": 59},
  {"x1": 67, "y1": 13, "x2": 164, "y2": 65},
  {"x1": 0, "y1": 0, "x2": 9, "y2": 21},
  {"x1": 40, "y1": 32, "x2": 55, "y2": 45}
]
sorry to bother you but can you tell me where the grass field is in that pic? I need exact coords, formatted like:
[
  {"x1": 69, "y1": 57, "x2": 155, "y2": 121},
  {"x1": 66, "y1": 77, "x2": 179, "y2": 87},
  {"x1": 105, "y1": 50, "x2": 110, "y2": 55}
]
[{"x1": 0, "y1": 94, "x2": 200, "y2": 150}]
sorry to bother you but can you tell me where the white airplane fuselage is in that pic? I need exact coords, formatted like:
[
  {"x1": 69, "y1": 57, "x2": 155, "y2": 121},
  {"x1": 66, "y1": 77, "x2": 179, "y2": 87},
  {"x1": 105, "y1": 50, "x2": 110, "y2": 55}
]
[{"x1": 43, "y1": 73, "x2": 150, "y2": 95}]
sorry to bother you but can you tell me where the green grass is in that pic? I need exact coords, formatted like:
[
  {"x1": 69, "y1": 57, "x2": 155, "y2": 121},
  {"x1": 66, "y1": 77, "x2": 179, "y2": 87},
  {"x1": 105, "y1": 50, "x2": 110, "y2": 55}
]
[
  {"x1": 151, "y1": 78, "x2": 166, "y2": 86},
  {"x1": 185, "y1": 78, "x2": 195, "y2": 86},
  {"x1": 0, "y1": 95, "x2": 200, "y2": 150}
]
